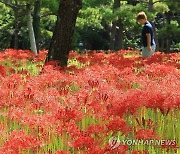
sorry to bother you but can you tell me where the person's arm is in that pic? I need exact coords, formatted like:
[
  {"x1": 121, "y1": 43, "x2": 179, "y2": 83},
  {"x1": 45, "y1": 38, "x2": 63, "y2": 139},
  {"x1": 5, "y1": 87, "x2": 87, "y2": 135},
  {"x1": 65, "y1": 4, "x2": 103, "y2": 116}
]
[{"x1": 146, "y1": 33, "x2": 152, "y2": 52}]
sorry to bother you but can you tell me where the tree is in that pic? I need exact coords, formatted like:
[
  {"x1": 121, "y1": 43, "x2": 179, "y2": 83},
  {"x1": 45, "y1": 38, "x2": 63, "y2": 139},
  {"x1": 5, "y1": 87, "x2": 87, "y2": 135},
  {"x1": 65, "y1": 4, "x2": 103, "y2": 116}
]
[
  {"x1": 46, "y1": 0, "x2": 82, "y2": 67},
  {"x1": 148, "y1": 0, "x2": 160, "y2": 51},
  {"x1": 0, "y1": 0, "x2": 22, "y2": 49},
  {"x1": 0, "y1": 0, "x2": 179, "y2": 53},
  {"x1": 0, "y1": 0, "x2": 37, "y2": 54},
  {"x1": 27, "y1": 3, "x2": 38, "y2": 54},
  {"x1": 33, "y1": 0, "x2": 41, "y2": 53},
  {"x1": 110, "y1": 0, "x2": 120, "y2": 50}
]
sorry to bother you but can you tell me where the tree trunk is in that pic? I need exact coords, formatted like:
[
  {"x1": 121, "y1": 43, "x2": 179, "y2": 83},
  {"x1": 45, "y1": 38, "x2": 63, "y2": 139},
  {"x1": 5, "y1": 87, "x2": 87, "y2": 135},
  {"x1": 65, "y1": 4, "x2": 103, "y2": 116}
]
[
  {"x1": 14, "y1": 0, "x2": 19, "y2": 49},
  {"x1": 151, "y1": 22, "x2": 159, "y2": 51},
  {"x1": 110, "y1": 22, "x2": 117, "y2": 50},
  {"x1": 165, "y1": 12, "x2": 171, "y2": 53},
  {"x1": 10, "y1": 8, "x2": 19, "y2": 49},
  {"x1": 47, "y1": 0, "x2": 82, "y2": 67},
  {"x1": 148, "y1": 0, "x2": 153, "y2": 12},
  {"x1": 127, "y1": 0, "x2": 138, "y2": 5},
  {"x1": 110, "y1": 0, "x2": 120, "y2": 50},
  {"x1": 160, "y1": 38, "x2": 165, "y2": 51},
  {"x1": 33, "y1": 0, "x2": 41, "y2": 53},
  {"x1": 148, "y1": 0, "x2": 159, "y2": 51},
  {"x1": 14, "y1": 11, "x2": 19, "y2": 49},
  {"x1": 27, "y1": 5, "x2": 38, "y2": 54},
  {"x1": 46, "y1": 18, "x2": 58, "y2": 62},
  {"x1": 160, "y1": 14, "x2": 165, "y2": 51},
  {"x1": 115, "y1": 19, "x2": 123, "y2": 50}
]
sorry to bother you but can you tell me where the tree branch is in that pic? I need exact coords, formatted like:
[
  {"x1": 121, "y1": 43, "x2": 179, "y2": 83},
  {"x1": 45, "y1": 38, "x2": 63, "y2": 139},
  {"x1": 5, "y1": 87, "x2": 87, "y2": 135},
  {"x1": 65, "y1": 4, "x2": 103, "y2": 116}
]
[
  {"x1": 0, "y1": 0, "x2": 16, "y2": 9},
  {"x1": 0, "y1": 0, "x2": 26, "y2": 10},
  {"x1": 40, "y1": 12, "x2": 57, "y2": 18},
  {"x1": 153, "y1": 0, "x2": 166, "y2": 5}
]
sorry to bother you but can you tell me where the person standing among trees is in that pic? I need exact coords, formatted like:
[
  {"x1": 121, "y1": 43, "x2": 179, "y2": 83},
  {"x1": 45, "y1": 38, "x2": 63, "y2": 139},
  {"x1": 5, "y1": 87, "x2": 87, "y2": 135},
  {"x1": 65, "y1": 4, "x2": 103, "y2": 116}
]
[{"x1": 136, "y1": 12, "x2": 156, "y2": 57}]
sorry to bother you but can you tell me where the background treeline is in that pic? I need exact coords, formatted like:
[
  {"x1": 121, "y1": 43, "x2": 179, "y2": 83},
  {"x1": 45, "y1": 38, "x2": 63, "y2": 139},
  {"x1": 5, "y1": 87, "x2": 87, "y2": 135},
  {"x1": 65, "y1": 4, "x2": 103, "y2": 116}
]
[{"x1": 0, "y1": 0, "x2": 179, "y2": 53}]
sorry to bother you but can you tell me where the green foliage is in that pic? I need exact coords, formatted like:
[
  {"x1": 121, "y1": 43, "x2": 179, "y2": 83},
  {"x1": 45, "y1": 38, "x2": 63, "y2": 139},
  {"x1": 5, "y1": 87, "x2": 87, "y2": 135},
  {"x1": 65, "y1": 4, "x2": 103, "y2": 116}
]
[
  {"x1": 41, "y1": 0, "x2": 59, "y2": 14},
  {"x1": 0, "y1": 0, "x2": 179, "y2": 52},
  {"x1": 159, "y1": 20, "x2": 180, "y2": 37},
  {"x1": 0, "y1": 3, "x2": 13, "y2": 49},
  {"x1": 154, "y1": 2, "x2": 169, "y2": 14},
  {"x1": 76, "y1": 7, "x2": 103, "y2": 30},
  {"x1": 101, "y1": 6, "x2": 113, "y2": 23},
  {"x1": 83, "y1": 0, "x2": 112, "y2": 8}
]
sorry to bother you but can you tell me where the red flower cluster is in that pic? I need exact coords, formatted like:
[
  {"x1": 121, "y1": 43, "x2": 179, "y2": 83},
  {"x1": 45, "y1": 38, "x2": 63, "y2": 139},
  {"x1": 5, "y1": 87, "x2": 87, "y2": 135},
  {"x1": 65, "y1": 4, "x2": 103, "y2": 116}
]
[
  {"x1": 1, "y1": 130, "x2": 41, "y2": 153},
  {"x1": 135, "y1": 129, "x2": 157, "y2": 140},
  {"x1": 0, "y1": 49, "x2": 179, "y2": 153}
]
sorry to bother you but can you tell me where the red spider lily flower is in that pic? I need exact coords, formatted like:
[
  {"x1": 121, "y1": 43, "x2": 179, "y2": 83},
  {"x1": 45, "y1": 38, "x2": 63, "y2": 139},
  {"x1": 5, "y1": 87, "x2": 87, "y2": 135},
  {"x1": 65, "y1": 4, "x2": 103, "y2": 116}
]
[
  {"x1": 55, "y1": 107, "x2": 83, "y2": 122},
  {"x1": 58, "y1": 87, "x2": 69, "y2": 96},
  {"x1": 55, "y1": 150, "x2": 70, "y2": 154},
  {"x1": 0, "y1": 124, "x2": 3, "y2": 132},
  {"x1": 84, "y1": 146, "x2": 104, "y2": 154},
  {"x1": 4, "y1": 49, "x2": 18, "y2": 58},
  {"x1": 17, "y1": 69, "x2": 30, "y2": 75},
  {"x1": 68, "y1": 50, "x2": 79, "y2": 59},
  {"x1": 144, "y1": 89, "x2": 166, "y2": 110},
  {"x1": 105, "y1": 89, "x2": 144, "y2": 117},
  {"x1": 33, "y1": 50, "x2": 48, "y2": 62},
  {"x1": 163, "y1": 93, "x2": 180, "y2": 109},
  {"x1": 2, "y1": 74, "x2": 23, "y2": 90},
  {"x1": 3, "y1": 130, "x2": 42, "y2": 151},
  {"x1": 23, "y1": 87, "x2": 34, "y2": 100},
  {"x1": 131, "y1": 150, "x2": 149, "y2": 154},
  {"x1": 0, "y1": 76, "x2": 3, "y2": 83},
  {"x1": 43, "y1": 61, "x2": 56, "y2": 67},
  {"x1": 7, "y1": 93, "x2": 26, "y2": 107},
  {"x1": 29, "y1": 88, "x2": 60, "y2": 111},
  {"x1": 106, "y1": 118, "x2": 130, "y2": 135},
  {"x1": 42, "y1": 63, "x2": 62, "y2": 73},
  {"x1": 56, "y1": 121, "x2": 81, "y2": 137},
  {"x1": 76, "y1": 56, "x2": 89, "y2": 63},
  {"x1": 7, "y1": 107, "x2": 56, "y2": 128},
  {"x1": 109, "y1": 56, "x2": 134, "y2": 70},
  {"x1": 0, "y1": 65, "x2": 6, "y2": 77},
  {"x1": 21, "y1": 114, "x2": 56, "y2": 129},
  {"x1": 8, "y1": 67, "x2": 16, "y2": 74},
  {"x1": 0, "y1": 88, "x2": 10, "y2": 108},
  {"x1": 105, "y1": 98, "x2": 128, "y2": 118},
  {"x1": 145, "y1": 63, "x2": 176, "y2": 78},
  {"x1": 135, "y1": 129, "x2": 157, "y2": 140},
  {"x1": 169, "y1": 52, "x2": 179, "y2": 61},
  {"x1": 73, "y1": 89, "x2": 90, "y2": 106},
  {"x1": 143, "y1": 52, "x2": 164, "y2": 65},
  {"x1": 0, "y1": 55, "x2": 5, "y2": 61},
  {"x1": 7, "y1": 108, "x2": 24, "y2": 121},
  {"x1": 3, "y1": 49, "x2": 36, "y2": 60},
  {"x1": 175, "y1": 63, "x2": 180, "y2": 69},
  {"x1": 86, "y1": 124, "x2": 105, "y2": 136},
  {"x1": 88, "y1": 79, "x2": 99, "y2": 89},
  {"x1": 66, "y1": 65, "x2": 78, "y2": 72},
  {"x1": 87, "y1": 52, "x2": 106, "y2": 65},
  {"x1": 69, "y1": 135, "x2": 95, "y2": 150},
  {"x1": 97, "y1": 92, "x2": 109, "y2": 102},
  {"x1": 88, "y1": 100, "x2": 104, "y2": 116},
  {"x1": 0, "y1": 48, "x2": 179, "y2": 153},
  {"x1": 104, "y1": 144, "x2": 128, "y2": 154},
  {"x1": 0, "y1": 147, "x2": 18, "y2": 154}
]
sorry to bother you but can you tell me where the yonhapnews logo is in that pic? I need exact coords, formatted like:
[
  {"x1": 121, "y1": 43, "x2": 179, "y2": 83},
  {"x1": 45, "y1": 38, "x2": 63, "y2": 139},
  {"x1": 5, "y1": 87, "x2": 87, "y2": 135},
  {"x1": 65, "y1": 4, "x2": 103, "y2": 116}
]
[
  {"x1": 109, "y1": 136, "x2": 121, "y2": 149},
  {"x1": 109, "y1": 136, "x2": 177, "y2": 149}
]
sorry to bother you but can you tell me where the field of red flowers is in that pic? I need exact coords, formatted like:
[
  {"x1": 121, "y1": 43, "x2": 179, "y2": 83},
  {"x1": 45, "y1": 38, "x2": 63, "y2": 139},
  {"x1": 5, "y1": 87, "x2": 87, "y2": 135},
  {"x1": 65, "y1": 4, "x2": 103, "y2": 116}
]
[{"x1": 0, "y1": 49, "x2": 179, "y2": 154}]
